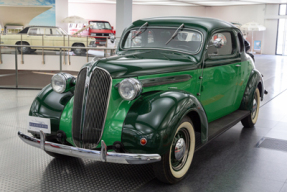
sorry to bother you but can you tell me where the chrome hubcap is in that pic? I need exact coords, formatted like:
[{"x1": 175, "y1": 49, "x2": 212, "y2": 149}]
[
  {"x1": 171, "y1": 128, "x2": 190, "y2": 171},
  {"x1": 252, "y1": 96, "x2": 258, "y2": 119},
  {"x1": 174, "y1": 138, "x2": 186, "y2": 161}
]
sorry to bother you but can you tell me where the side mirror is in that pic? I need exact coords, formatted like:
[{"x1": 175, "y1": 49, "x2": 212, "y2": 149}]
[
  {"x1": 111, "y1": 26, "x2": 114, "y2": 30},
  {"x1": 212, "y1": 38, "x2": 223, "y2": 49}
]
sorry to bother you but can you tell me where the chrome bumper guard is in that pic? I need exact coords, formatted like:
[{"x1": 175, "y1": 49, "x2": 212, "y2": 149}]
[{"x1": 18, "y1": 131, "x2": 161, "y2": 164}]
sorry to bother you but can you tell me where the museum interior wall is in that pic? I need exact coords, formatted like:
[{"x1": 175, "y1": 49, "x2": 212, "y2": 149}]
[{"x1": 68, "y1": 2, "x2": 279, "y2": 55}]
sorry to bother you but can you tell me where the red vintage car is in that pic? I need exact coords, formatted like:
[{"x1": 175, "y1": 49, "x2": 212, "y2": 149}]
[
  {"x1": 89, "y1": 20, "x2": 115, "y2": 45},
  {"x1": 68, "y1": 20, "x2": 116, "y2": 46}
]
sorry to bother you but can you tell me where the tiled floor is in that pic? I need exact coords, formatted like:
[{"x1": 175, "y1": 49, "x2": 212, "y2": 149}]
[{"x1": 0, "y1": 55, "x2": 287, "y2": 192}]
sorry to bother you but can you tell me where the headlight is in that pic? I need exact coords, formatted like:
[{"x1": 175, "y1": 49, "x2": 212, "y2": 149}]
[
  {"x1": 51, "y1": 73, "x2": 75, "y2": 93},
  {"x1": 109, "y1": 33, "x2": 115, "y2": 42},
  {"x1": 118, "y1": 78, "x2": 142, "y2": 101}
]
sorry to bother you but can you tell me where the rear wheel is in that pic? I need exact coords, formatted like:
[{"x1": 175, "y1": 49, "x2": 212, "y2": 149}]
[
  {"x1": 153, "y1": 116, "x2": 195, "y2": 184},
  {"x1": 241, "y1": 88, "x2": 260, "y2": 128},
  {"x1": 72, "y1": 44, "x2": 86, "y2": 55},
  {"x1": 17, "y1": 42, "x2": 31, "y2": 54}
]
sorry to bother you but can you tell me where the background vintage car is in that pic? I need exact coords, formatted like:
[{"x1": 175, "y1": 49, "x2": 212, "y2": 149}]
[
  {"x1": 19, "y1": 17, "x2": 265, "y2": 184},
  {"x1": 0, "y1": 26, "x2": 95, "y2": 55}
]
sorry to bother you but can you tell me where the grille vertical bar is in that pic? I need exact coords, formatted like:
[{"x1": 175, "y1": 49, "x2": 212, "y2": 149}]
[
  {"x1": 72, "y1": 68, "x2": 87, "y2": 147},
  {"x1": 82, "y1": 68, "x2": 111, "y2": 149}
]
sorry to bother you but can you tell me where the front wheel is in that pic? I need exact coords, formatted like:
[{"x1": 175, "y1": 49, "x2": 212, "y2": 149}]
[
  {"x1": 153, "y1": 116, "x2": 195, "y2": 184},
  {"x1": 241, "y1": 88, "x2": 260, "y2": 128},
  {"x1": 72, "y1": 44, "x2": 86, "y2": 56}
]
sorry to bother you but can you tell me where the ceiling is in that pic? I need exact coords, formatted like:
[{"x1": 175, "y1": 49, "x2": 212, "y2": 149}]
[
  {"x1": 0, "y1": 5, "x2": 52, "y2": 26},
  {"x1": 69, "y1": 0, "x2": 287, "y2": 6}
]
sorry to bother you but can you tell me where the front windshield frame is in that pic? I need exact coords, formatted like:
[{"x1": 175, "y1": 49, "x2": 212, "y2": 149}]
[
  {"x1": 120, "y1": 26, "x2": 204, "y2": 55},
  {"x1": 89, "y1": 21, "x2": 112, "y2": 30}
]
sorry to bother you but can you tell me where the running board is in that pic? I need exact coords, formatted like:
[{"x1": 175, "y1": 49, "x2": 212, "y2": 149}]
[{"x1": 195, "y1": 110, "x2": 250, "y2": 151}]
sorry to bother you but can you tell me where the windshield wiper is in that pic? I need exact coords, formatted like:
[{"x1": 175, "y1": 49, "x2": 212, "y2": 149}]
[
  {"x1": 165, "y1": 23, "x2": 184, "y2": 45},
  {"x1": 132, "y1": 22, "x2": 148, "y2": 40}
]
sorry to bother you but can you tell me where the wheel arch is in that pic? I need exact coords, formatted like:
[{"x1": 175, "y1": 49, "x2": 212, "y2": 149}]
[
  {"x1": 121, "y1": 90, "x2": 208, "y2": 155},
  {"x1": 72, "y1": 42, "x2": 85, "y2": 47},
  {"x1": 15, "y1": 41, "x2": 29, "y2": 45}
]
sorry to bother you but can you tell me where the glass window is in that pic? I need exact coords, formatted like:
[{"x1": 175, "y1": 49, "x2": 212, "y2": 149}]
[
  {"x1": 207, "y1": 32, "x2": 233, "y2": 56},
  {"x1": 90, "y1": 21, "x2": 112, "y2": 30},
  {"x1": 28, "y1": 28, "x2": 37, "y2": 35},
  {"x1": 123, "y1": 28, "x2": 202, "y2": 53},
  {"x1": 279, "y1": 4, "x2": 287, "y2": 15},
  {"x1": 51, "y1": 28, "x2": 61, "y2": 35},
  {"x1": 276, "y1": 18, "x2": 287, "y2": 55}
]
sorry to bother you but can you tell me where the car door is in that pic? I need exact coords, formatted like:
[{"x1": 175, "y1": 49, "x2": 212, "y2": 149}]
[
  {"x1": 50, "y1": 28, "x2": 64, "y2": 47},
  {"x1": 199, "y1": 30, "x2": 241, "y2": 126},
  {"x1": 28, "y1": 27, "x2": 47, "y2": 47},
  {"x1": 43, "y1": 28, "x2": 54, "y2": 47}
]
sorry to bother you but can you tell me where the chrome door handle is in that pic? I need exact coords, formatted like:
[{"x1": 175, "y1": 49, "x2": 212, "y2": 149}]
[{"x1": 236, "y1": 65, "x2": 241, "y2": 67}]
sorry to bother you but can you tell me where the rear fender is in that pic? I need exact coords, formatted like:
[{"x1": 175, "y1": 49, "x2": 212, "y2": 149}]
[{"x1": 239, "y1": 69, "x2": 264, "y2": 111}]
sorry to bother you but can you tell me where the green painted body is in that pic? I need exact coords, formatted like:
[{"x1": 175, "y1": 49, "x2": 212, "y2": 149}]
[{"x1": 28, "y1": 17, "x2": 264, "y2": 156}]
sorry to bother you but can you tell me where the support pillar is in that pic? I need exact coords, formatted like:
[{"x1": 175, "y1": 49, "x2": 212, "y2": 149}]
[{"x1": 116, "y1": 0, "x2": 132, "y2": 42}]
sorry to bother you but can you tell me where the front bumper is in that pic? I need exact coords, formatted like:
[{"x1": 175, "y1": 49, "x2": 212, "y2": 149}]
[{"x1": 18, "y1": 131, "x2": 161, "y2": 164}]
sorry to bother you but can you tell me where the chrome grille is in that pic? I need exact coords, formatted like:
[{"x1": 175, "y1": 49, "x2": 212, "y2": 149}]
[
  {"x1": 72, "y1": 68, "x2": 87, "y2": 147},
  {"x1": 82, "y1": 68, "x2": 111, "y2": 149},
  {"x1": 72, "y1": 67, "x2": 111, "y2": 149}
]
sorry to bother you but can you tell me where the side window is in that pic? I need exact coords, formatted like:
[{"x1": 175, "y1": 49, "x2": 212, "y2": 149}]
[
  {"x1": 51, "y1": 28, "x2": 61, "y2": 35},
  {"x1": 237, "y1": 33, "x2": 244, "y2": 52},
  {"x1": 208, "y1": 32, "x2": 234, "y2": 56},
  {"x1": 28, "y1": 28, "x2": 37, "y2": 35}
]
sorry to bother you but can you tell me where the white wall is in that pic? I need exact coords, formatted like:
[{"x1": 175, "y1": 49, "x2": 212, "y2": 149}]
[
  {"x1": 132, "y1": 5, "x2": 206, "y2": 21},
  {"x1": 68, "y1": 3, "x2": 206, "y2": 29},
  {"x1": 68, "y1": 3, "x2": 116, "y2": 27},
  {"x1": 56, "y1": 0, "x2": 69, "y2": 32},
  {"x1": 68, "y1": 2, "x2": 280, "y2": 55}
]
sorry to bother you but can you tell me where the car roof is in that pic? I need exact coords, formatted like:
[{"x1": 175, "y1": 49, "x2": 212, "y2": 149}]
[
  {"x1": 25, "y1": 26, "x2": 59, "y2": 28},
  {"x1": 129, "y1": 16, "x2": 236, "y2": 32}
]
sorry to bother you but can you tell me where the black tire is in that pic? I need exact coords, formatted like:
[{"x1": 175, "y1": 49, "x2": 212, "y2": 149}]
[
  {"x1": 45, "y1": 151, "x2": 70, "y2": 159},
  {"x1": 152, "y1": 116, "x2": 196, "y2": 184},
  {"x1": 72, "y1": 44, "x2": 86, "y2": 55},
  {"x1": 17, "y1": 42, "x2": 31, "y2": 54},
  {"x1": 241, "y1": 88, "x2": 260, "y2": 128}
]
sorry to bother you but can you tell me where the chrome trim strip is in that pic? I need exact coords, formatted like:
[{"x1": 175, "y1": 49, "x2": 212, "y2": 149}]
[
  {"x1": 140, "y1": 74, "x2": 192, "y2": 87},
  {"x1": 72, "y1": 67, "x2": 87, "y2": 147},
  {"x1": 80, "y1": 65, "x2": 92, "y2": 148},
  {"x1": 120, "y1": 26, "x2": 204, "y2": 55},
  {"x1": 18, "y1": 131, "x2": 161, "y2": 164}
]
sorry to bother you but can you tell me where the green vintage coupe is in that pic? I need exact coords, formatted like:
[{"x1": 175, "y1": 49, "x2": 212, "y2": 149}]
[{"x1": 19, "y1": 17, "x2": 266, "y2": 184}]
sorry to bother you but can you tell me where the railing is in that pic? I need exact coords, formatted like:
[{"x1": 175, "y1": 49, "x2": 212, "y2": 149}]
[{"x1": 0, "y1": 43, "x2": 116, "y2": 89}]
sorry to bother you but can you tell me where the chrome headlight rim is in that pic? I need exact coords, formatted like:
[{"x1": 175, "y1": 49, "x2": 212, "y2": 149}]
[
  {"x1": 51, "y1": 73, "x2": 75, "y2": 93},
  {"x1": 118, "y1": 78, "x2": 142, "y2": 101}
]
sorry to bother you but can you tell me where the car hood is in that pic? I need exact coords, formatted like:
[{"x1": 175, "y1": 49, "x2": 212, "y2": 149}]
[{"x1": 93, "y1": 50, "x2": 200, "y2": 79}]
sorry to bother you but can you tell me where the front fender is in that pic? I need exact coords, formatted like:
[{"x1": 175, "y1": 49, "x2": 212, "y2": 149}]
[
  {"x1": 239, "y1": 69, "x2": 264, "y2": 111},
  {"x1": 29, "y1": 84, "x2": 74, "y2": 134},
  {"x1": 122, "y1": 90, "x2": 208, "y2": 155}
]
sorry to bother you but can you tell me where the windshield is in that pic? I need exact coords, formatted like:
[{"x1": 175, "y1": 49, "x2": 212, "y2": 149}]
[
  {"x1": 123, "y1": 28, "x2": 202, "y2": 53},
  {"x1": 90, "y1": 21, "x2": 112, "y2": 30}
]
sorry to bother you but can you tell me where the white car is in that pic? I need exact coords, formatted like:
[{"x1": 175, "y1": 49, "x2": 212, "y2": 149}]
[{"x1": 0, "y1": 26, "x2": 95, "y2": 55}]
